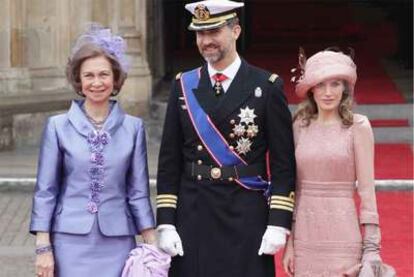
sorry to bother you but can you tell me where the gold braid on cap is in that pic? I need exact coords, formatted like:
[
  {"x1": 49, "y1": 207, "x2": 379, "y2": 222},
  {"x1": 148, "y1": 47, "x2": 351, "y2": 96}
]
[{"x1": 192, "y1": 13, "x2": 237, "y2": 24}]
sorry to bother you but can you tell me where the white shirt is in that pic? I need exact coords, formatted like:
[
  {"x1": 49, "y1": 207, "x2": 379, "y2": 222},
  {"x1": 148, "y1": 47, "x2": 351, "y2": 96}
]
[{"x1": 207, "y1": 55, "x2": 241, "y2": 93}]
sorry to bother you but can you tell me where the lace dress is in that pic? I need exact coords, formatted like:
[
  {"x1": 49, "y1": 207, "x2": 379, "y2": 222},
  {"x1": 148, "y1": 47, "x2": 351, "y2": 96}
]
[{"x1": 292, "y1": 114, "x2": 379, "y2": 276}]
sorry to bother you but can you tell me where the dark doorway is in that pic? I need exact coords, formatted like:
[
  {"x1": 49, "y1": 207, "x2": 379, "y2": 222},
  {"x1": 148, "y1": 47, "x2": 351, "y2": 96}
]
[{"x1": 148, "y1": 0, "x2": 412, "y2": 102}]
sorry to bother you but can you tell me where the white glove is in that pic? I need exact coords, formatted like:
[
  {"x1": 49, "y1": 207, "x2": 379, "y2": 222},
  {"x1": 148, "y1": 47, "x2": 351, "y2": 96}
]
[
  {"x1": 157, "y1": 224, "x2": 184, "y2": 257},
  {"x1": 258, "y1": 225, "x2": 288, "y2": 256}
]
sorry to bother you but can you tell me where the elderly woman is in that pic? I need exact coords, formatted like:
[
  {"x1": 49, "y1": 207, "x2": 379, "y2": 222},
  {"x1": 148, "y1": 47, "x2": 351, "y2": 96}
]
[
  {"x1": 282, "y1": 49, "x2": 395, "y2": 276},
  {"x1": 30, "y1": 25, "x2": 156, "y2": 277}
]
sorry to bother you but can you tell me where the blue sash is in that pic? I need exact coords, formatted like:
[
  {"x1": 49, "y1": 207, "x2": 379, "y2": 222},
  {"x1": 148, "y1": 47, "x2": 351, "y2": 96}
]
[{"x1": 180, "y1": 68, "x2": 269, "y2": 192}]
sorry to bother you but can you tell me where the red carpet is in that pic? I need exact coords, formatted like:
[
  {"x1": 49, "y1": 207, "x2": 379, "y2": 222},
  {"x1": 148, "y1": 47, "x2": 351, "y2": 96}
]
[
  {"x1": 274, "y1": 192, "x2": 413, "y2": 276},
  {"x1": 370, "y1": 119, "x2": 410, "y2": 127},
  {"x1": 246, "y1": 49, "x2": 406, "y2": 105},
  {"x1": 354, "y1": 49, "x2": 406, "y2": 104},
  {"x1": 247, "y1": 2, "x2": 406, "y2": 105},
  {"x1": 375, "y1": 144, "x2": 413, "y2": 179}
]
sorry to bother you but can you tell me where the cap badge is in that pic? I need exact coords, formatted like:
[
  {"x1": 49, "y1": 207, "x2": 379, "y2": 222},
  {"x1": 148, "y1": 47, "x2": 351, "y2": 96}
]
[{"x1": 194, "y1": 4, "x2": 210, "y2": 21}]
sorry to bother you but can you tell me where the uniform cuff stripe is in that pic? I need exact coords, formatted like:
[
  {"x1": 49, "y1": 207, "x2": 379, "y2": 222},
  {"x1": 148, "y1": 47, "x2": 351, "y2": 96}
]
[
  {"x1": 157, "y1": 204, "x2": 177, "y2": 209},
  {"x1": 270, "y1": 200, "x2": 294, "y2": 208},
  {"x1": 271, "y1": 195, "x2": 294, "y2": 203},
  {"x1": 156, "y1": 199, "x2": 177, "y2": 205},
  {"x1": 270, "y1": 204, "x2": 294, "y2": 212}
]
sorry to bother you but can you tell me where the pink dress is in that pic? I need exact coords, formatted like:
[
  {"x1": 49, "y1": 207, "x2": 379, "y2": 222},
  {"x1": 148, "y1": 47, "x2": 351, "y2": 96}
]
[{"x1": 292, "y1": 114, "x2": 379, "y2": 276}]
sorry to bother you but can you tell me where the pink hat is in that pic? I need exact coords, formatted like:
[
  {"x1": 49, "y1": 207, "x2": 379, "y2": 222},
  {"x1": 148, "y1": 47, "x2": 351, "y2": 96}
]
[{"x1": 295, "y1": 50, "x2": 357, "y2": 98}]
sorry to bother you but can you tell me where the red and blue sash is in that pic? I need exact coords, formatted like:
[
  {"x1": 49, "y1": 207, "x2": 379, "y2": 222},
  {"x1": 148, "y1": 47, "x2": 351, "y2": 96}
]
[{"x1": 180, "y1": 68, "x2": 269, "y2": 192}]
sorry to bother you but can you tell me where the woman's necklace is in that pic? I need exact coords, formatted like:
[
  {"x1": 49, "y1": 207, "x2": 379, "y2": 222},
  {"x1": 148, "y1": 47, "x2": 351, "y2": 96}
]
[{"x1": 82, "y1": 105, "x2": 108, "y2": 130}]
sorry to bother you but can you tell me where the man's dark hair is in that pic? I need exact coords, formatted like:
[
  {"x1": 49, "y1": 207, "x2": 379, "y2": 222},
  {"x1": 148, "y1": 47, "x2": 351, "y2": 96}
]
[{"x1": 226, "y1": 17, "x2": 240, "y2": 28}]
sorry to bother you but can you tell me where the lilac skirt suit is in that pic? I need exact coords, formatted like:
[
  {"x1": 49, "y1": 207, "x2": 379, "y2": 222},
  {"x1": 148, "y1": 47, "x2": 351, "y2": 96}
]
[{"x1": 30, "y1": 100, "x2": 155, "y2": 277}]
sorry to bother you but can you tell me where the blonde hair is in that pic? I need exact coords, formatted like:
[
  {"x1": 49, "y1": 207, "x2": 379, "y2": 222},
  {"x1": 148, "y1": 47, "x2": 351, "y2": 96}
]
[{"x1": 293, "y1": 81, "x2": 354, "y2": 127}]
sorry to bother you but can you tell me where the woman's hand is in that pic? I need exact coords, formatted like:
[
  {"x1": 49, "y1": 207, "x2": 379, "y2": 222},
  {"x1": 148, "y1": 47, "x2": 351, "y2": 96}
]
[
  {"x1": 141, "y1": 228, "x2": 157, "y2": 245},
  {"x1": 282, "y1": 236, "x2": 295, "y2": 277},
  {"x1": 35, "y1": 232, "x2": 54, "y2": 277},
  {"x1": 35, "y1": 251, "x2": 54, "y2": 277}
]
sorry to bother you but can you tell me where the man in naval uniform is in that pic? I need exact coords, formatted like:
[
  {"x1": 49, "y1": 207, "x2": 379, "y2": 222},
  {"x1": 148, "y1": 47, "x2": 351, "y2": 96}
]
[{"x1": 156, "y1": 1, "x2": 296, "y2": 276}]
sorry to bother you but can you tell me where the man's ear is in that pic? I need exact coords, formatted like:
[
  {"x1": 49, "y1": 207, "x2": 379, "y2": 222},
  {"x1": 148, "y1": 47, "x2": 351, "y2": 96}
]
[{"x1": 232, "y1": 25, "x2": 241, "y2": 40}]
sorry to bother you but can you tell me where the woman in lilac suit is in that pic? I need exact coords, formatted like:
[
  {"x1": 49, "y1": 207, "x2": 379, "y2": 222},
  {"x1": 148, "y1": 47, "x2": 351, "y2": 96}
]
[{"x1": 30, "y1": 25, "x2": 156, "y2": 277}]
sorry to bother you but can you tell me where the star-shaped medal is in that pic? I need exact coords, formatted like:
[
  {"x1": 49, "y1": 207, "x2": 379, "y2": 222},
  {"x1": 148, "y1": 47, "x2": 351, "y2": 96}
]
[
  {"x1": 238, "y1": 106, "x2": 257, "y2": 125},
  {"x1": 246, "y1": 124, "x2": 259, "y2": 138},
  {"x1": 233, "y1": 124, "x2": 245, "y2": 137},
  {"x1": 236, "y1": 137, "x2": 252, "y2": 155}
]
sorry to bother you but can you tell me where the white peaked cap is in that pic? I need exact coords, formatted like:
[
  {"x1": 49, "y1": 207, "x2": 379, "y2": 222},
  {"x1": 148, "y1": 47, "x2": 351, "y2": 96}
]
[
  {"x1": 185, "y1": 0, "x2": 244, "y2": 31},
  {"x1": 185, "y1": 0, "x2": 244, "y2": 15}
]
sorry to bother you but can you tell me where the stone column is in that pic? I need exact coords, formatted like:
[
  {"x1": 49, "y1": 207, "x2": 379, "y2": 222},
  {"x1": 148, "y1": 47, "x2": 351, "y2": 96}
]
[
  {"x1": 0, "y1": 0, "x2": 31, "y2": 97},
  {"x1": 25, "y1": 0, "x2": 71, "y2": 92},
  {"x1": 113, "y1": 0, "x2": 152, "y2": 116},
  {"x1": 0, "y1": 0, "x2": 11, "y2": 69},
  {"x1": 0, "y1": 0, "x2": 21, "y2": 150}
]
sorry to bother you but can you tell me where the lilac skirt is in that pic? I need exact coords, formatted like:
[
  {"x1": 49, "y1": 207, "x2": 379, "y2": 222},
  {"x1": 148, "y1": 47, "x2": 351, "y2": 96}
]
[{"x1": 53, "y1": 217, "x2": 135, "y2": 277}]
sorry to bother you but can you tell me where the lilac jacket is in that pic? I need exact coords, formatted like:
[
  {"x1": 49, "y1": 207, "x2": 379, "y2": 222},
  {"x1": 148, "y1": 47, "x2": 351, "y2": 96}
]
[{"x1": 30, "y1": 100, "x2": 155, "y2": 236}]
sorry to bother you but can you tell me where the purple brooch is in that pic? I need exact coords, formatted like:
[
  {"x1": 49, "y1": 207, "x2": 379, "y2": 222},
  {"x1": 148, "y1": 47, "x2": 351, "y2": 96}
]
[{"x1": 86, "y1": 130, "x2": 111, "y2": 214}]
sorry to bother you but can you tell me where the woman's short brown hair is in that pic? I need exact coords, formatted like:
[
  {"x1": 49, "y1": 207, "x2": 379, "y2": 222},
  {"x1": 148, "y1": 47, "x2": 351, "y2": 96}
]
[{"x1": 66, "y1": 44, "x2": 127, "y2": 97}]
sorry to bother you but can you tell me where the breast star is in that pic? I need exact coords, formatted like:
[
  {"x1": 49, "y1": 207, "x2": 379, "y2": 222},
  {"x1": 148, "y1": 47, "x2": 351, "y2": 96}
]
[{"x1": 238, "y1": 106, "x2": 257, "y2": 125}]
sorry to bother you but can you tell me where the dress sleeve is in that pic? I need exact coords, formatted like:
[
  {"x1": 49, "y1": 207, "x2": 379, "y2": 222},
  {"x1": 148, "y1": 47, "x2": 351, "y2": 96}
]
[
  {"x1": 353, "y1": 115, "x2": 379, "y2": 225},
  {"x1": 292, "y1": 119, "x2": 303, "y2": 148},
  {"x1": 127, "y1": 120, "x2": 156, "y2": 232},
  {"x1": 29, "y1": 117, "x2": 63, "y2": 234}
]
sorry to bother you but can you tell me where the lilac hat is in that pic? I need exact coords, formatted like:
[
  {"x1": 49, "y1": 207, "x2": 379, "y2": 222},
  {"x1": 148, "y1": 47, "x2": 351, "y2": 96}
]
[
  {"x1": 71, "y1": 23, "x2": 129, "y2": 72},
  {"x1": 295, "y1": 50, "x2": 357, "y2": 98}
]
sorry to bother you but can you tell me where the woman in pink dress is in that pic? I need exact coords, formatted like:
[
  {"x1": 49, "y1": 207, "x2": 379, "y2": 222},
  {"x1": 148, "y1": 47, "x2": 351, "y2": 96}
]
[{"x1": 282, "y1": 49, "x2": 395, "y2": 276}]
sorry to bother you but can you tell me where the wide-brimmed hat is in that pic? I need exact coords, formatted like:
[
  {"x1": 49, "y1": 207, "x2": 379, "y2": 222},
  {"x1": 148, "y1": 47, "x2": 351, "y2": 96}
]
[
  {"x1": 185, "y1": 0, "x2": 244, "y2": 31},
  {"x1": 295, "y1": 50, "x2": 357, "y2": 98}
]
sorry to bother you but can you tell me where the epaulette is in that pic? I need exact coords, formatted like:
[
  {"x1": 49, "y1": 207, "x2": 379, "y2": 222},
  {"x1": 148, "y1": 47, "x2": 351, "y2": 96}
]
[
  {"x1": 175, "y1": 72, "x2": 182, "y2": 80},
  {"x1": 268, "y1": 73, "x2": 279, "y2": 83}
]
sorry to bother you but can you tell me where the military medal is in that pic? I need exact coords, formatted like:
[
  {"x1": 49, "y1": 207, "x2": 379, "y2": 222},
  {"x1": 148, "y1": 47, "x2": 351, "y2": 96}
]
[
  {"x1": 238, "y1": 106, "x2": 257, "y2": 125},
  {"x1": 230, "y1": 106, "x2": 259, "y2": 155},
  {"x1": 236, "y1": 137, "x2": 252, "y2": 155},
  {"x1": 214, "y1": 82, "x2": 222, "y2": 95},
  {"x1": 233, "y1": 124, "x2": 245, "y2": 137},
  {"x1": 246, "y1": 124, "x2": 258, "y2": 138},
  {"x1": 212, "y1": 73, "x2": 228, "y2": 96}
]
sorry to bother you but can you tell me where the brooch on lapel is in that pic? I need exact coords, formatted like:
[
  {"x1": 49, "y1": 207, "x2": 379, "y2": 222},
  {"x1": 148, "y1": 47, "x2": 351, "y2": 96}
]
[{"x1": 229, "y1": 106, "x2": 259, "y2": 155}]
